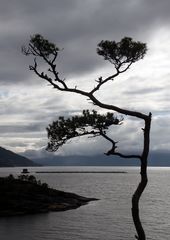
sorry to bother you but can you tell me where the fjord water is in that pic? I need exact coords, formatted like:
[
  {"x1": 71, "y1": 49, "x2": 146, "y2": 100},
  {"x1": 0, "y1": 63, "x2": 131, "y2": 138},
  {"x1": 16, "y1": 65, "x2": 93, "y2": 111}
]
[{"x1": 0, "y1": 166, "x2": 169, "y2": 240}]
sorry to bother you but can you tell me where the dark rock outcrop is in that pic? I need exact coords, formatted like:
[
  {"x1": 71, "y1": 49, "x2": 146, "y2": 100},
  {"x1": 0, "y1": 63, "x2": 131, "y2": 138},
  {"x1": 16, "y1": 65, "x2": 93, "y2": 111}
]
[{"x1": 0, "y1": 176, "x2": 97, "y2": 216}]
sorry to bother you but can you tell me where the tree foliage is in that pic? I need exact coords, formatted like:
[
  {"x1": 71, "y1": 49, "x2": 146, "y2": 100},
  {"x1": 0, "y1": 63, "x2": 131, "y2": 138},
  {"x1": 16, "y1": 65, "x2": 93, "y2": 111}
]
[
  {"x1": 97, "y1": 37, "x2": 147, "y2": 70},
  {"x1": 22, "y1": 34, "x2": 60, "y2": 60},
  {"x1": 47, "y1": 110, "x2": 122, "y2": 151}
]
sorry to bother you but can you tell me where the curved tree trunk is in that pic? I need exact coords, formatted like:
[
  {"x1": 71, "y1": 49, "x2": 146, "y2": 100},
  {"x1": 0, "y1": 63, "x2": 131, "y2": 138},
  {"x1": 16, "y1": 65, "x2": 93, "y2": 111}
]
[
  {"x1": 132, "y1": 165, "x2": 148, "y2": 240},
  {"x1": 132, "y1": 113, "x2": 152, "y2": 240}
]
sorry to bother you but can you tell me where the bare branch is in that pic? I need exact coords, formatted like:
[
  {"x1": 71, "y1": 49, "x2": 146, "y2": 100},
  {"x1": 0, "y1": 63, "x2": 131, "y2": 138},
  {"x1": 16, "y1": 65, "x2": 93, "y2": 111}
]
[
  {"x1": 105, "y1": 151, "x2": 141, "y2": 159},
  {"x1": 118, "y1": 61, "x2": 133, "y2": 73},
  {"x1": 100, "y1": 128, "x2": 141, "y2": 160},
  {"x1": 89, "y1": 94, "x2": 148, "y2": 120},
  {"x1": 90, "y1": 71, "x2": 119, "y2": 94}
]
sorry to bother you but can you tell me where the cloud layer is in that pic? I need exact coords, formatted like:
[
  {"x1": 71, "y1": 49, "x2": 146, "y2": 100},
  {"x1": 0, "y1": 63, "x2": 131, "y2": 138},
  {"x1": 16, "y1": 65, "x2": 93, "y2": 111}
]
[{"x1": 0, "y1": 0, "x2": 170, "y2": 158}]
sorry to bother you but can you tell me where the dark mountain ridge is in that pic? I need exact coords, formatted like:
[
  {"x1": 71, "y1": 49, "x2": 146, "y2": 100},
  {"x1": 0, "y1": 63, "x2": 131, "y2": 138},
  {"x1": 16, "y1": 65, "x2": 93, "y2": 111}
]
[{"x1": 0, "y1": 147, "x2": 40, "y2": 167}]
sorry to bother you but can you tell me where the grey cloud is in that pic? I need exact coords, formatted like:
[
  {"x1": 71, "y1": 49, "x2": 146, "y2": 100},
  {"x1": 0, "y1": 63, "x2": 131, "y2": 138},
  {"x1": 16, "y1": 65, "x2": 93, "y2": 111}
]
[
  {"x1": 124, "y1": 87, "x2": 164, "y2": 95},
  {"x1": 9, "y1": 142, "x2": 28, "y2": 148},
  {"x1": 0, "y1": 124, "x2": 44, "y2": 134},
  {"x1": 1, "y1": 0, "x2": 170, "y2": 155},
  {"x1": 22, "y1": 147, "x2": 54, "y2": 159},
  {"x1": 0, "y1": 0, "x2": 170, "y2": 85}
]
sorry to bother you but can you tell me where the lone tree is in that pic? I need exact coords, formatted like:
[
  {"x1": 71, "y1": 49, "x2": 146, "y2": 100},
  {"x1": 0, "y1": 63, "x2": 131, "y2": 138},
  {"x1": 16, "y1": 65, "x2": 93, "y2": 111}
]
[{"x1": 23, "y1": 34, "x2": 151, "y2": 240}]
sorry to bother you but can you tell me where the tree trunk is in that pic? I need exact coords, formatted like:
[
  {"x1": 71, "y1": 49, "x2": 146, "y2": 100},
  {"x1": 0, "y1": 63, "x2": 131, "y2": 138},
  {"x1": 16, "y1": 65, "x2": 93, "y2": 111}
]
[
  {"x1": 132, "y1": 167, "x2": 148, "y2": 240},
  {"x1": 131, "y1": 113, "x2": 151, "y2": 240}
]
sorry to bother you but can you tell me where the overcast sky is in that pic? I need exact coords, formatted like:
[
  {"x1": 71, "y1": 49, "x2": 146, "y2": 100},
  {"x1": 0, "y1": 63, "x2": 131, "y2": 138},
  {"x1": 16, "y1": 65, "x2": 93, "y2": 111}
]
[{"x1": 1, "y1": 0, "x2": 170, "y2": 158}]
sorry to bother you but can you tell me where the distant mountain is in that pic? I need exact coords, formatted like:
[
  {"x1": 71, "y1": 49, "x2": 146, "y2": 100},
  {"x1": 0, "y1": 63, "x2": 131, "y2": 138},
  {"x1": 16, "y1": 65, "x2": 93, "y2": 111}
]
[
  {"x1": 33, "y1": 151, "x2": 170, "y2": 166},
  {"x1": 33, "y1": 155, "x2": 138, "y2": 166},
  {"x1": 0, "y1": 147, "x2": 40, "y2": 167}
]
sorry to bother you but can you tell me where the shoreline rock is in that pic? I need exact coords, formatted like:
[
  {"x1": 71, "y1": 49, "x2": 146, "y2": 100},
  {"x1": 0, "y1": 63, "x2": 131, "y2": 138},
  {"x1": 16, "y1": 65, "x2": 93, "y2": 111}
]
[{"x1": 0, "y1": 176, "x2": 98, "y2": 217}]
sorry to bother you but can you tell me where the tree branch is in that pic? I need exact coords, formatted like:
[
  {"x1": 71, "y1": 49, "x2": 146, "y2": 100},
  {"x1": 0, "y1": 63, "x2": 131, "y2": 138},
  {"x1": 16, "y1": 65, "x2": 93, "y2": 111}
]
[
  {"x1": 24, "y1": 35, "x2": 148, "y2": 121},
  {"x1": 90, "y1": 71, "x2": 119, "y2": 94},
  {"x1": 30, "y1": 60, "x2": 148, "y2": 121},
  {"x1": 31, "y1": 58, "x2": 147, "y2": 120},
  {"x1": 100, "y1": 129, "x2": 141, "y2": 160},
  {"x1": 89, "y1": 94, "x2": 147, "y2": 120},
  {"x1": 105, "y1": 151, "x2": 141, "y2": 159}
]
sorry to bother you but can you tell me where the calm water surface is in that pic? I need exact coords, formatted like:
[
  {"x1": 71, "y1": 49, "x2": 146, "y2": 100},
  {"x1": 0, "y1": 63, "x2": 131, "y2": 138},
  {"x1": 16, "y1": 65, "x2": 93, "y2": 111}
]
[{"x1": 0, "y1": 166, "x2": 169, "y2": 240}]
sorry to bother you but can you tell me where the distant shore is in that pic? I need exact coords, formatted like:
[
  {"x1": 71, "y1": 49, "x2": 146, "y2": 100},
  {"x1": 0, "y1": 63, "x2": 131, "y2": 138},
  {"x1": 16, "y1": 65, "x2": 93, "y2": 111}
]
[{"x1": 35, "y1": 171, "x2": 127, "y2": 173}]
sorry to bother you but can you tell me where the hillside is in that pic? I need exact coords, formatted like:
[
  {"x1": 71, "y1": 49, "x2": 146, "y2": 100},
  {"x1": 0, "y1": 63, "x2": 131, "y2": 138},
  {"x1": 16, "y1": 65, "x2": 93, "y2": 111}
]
[{"x1": 0, "y1": 147, "x2": 40, "y2": 167}]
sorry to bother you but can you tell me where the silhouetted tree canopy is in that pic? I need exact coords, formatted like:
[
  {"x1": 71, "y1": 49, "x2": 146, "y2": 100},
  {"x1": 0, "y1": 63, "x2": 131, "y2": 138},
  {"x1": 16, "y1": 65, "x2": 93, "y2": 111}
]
[
  {"x1": 97, "y1": 37, "x2": 147, "y2": 70},
  {"x1": 22, "y1": 34, "x2": 60, "y2": 60},
  {"x1": 47, "y1": 110, "x2": 122, "y2": 152}
]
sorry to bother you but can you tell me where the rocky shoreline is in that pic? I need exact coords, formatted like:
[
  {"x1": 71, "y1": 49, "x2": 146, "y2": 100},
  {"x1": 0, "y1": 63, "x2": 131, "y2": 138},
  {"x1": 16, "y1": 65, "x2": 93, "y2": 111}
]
[{"x1": 0, "y1": 175, "x2": 98, "y2": 217}]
